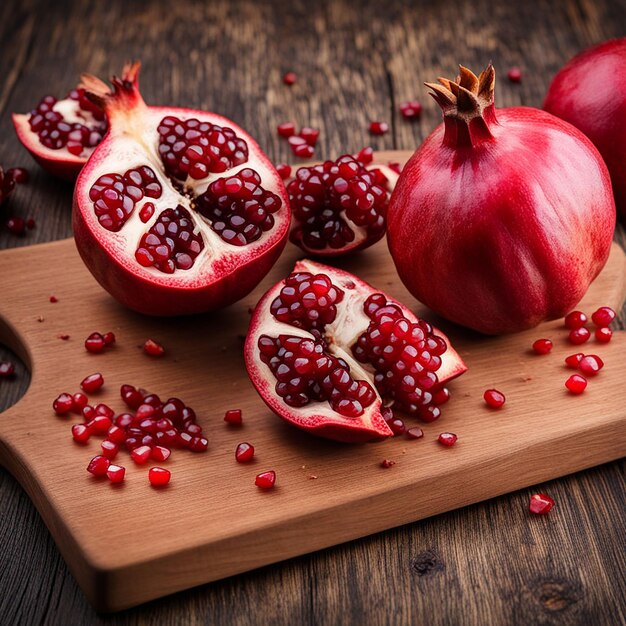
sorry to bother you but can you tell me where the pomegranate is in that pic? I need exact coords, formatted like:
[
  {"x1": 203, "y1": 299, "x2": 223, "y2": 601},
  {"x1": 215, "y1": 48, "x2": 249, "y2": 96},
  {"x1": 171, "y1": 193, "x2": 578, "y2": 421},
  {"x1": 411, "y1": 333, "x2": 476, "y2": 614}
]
[
  {"x1": 387, "y1": 64, "x2": 615, "y2": 335},
  {"x1": 73, "y1": 63, "x2": 290, "y2": 315},
  {"x1": 0, "y1": 167, "x2": 28, "y2": 206},
  {"x1": 544, "y1": 39, "x2": 626, "y2": 219},
  {"x1": 12, "y1": 82, "x2": 106, "y2": 180},
  {"x1": 245, "y1": 260, "x2": 466, "y2": 443},
  {"x1": 287, "y1": 154, "x2": 399, "y2": 255}
]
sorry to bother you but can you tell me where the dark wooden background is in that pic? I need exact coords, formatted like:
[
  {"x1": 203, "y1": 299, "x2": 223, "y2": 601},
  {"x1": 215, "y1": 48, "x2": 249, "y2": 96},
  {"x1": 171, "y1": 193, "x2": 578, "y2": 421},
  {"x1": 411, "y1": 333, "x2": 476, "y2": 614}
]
[{"x1": 1, "y1": 0, "x2": 625, "y2": 624}]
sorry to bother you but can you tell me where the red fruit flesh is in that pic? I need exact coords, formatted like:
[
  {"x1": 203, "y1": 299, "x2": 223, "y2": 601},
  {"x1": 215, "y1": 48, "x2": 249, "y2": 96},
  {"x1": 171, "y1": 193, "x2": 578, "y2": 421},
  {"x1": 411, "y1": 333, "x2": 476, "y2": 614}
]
[
  {"x1": 406, "y1": 427, "x2": 424, "y2": 439},
  {"x1": 484, "y1": 389, "x2": 505, "y2": 409},
  {"x1": 255, "y1": 470, "x2": 276, "y2": 488},
  {"x1": 591, "y1": 306, "x2": 615, "y2": 327},
  {"x1": 400, "y1": 101, "x2": 422, "y2": 120},
  {"x1": 53, "y1": 393, "x2": 74, "y2": 414},
  {"x1": 72, "y1": 423, "x2": 91, "y2": 443},
  {"x1": 224, "y1": 409, "x2": 243, "y2": 424},
  {"x1": 6, "y1": 217, "x2": 26, "y2": 235},
  {"x1": 149, "y1": 467, "x2": 171, "y2": 486},
  {"x1": 107, "y1": 464, "x2": 125, "y2": 483},
  {"x1": 438, "y1": 432, "x2": 458, "y2": 446},
  {"x1": 283, "y1": 72, "x2": 297, "y2": 86},
  {"x1": 578, "y1": 355, "x2": 603, "y2": 376},
  {"x1": 595, "y1": 327, "x2": 612, "y2": 343},
  {"x1": 87, "y1": 455, "x2": 110, "y2": 476},
  {"x1": 387, "y1": 64, "x2": 615, "y2": 334},
  {"x1": 565, "y1": 353, "x2": 584, "y2": 368},
  {"x1": 529, "y1": 493, "x2": 555, "y2": 514},
  {"x1": 564, "y1": 310, "x2": 587, "y2": 329},
  {"x1": 569, "y1": 327, "x2": 590, "y2": 345},
  {"x1": 0, "y1": 167, "x2": 28, "y2": 206},
  {"x1": 277, "y1": 122, "x2": 295, "y2": 138},
  {"x1": 13, "y1": 86, "x2": 106, "y2": 180},
  {"x1": 507, "y1": 67, "x2": 522, "y2": 83},
  {"x1": 0, "y1": 361, "x2": 15, "y2": 377},
  {"x1": 288, "y1": 154, "x2": 399, "y2": 255},
  {"x1": 235, "y1": 442, "x2": 255, "y2": 462},
  {"x1": 143, "y1": 339, "x2": 165, "y2": 356},
  {"x1": 81, "y1": 372, "x2": 104, "y2": 392},
  {"x1": 565, "y1": 374, "x2": 587, "y2": 394},
  {"x1": 369, "y1": 121, "x2": 389, "y2": 135},
  {"x1": 532, "y1": 338, "x2": 553, "y2": 354},
  {"x1": 245, "y1": 260, "x2": 467, "y2": 443},
  {"x1": 73, "y1": 63, "x2": 290, "y2": 316}
]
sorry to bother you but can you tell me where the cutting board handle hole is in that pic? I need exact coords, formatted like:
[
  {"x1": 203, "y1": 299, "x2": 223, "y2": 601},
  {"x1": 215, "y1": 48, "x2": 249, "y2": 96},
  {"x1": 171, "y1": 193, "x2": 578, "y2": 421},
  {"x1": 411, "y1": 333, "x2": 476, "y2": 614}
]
[{"x1": 0, "y1": 316, "x2": 32, "y2": 415}]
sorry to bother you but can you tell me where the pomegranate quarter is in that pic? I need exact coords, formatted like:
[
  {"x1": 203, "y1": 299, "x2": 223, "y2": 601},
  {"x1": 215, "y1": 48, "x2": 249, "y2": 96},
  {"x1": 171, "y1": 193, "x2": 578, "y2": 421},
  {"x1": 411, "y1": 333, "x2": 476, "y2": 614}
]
[
  {"x1": 73, "y1": 62, "x2": 290, "y2": 315},
  {"x1": 244, "y1": 261, "x2": 466, "y2": 442}
]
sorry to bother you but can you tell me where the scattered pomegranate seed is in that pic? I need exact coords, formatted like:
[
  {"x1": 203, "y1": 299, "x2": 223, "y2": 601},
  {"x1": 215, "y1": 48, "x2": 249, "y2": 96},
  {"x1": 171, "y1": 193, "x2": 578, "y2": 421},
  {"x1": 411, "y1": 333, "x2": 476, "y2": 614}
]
[
  {"x1": 406, "y1": 427, "x2": 424, "y2": 439},
  {"x1": 282, "y1": 72, "x2": 297, "y2": 85},
  {"x1": 58, "y1": 334, "x2": 70, "y2": 340},
  {"x1": 71, "y1": 392, "x2": 88, "y2": 412},
  {"x1": 529, "y1": 493, "x2": 555, "y2": 515},
  {"x1": 288, "y1": 136, "x2": 315, "y2": 159},
  {"x1": 568, "y1": 327, "x2": 590, "y2": 345},
  {"x1": 8, "y1": 167, "x2": 29, "y2": 184},
  {"x1": 82, "y1": 405, "x2": 95, "y2": 420},
  {"x1": 433, "y1": 387, "x2": 450, "y2": 405},
  {"x1": 399, "y1": 100, "x2": 422, "y2": 120},
  {"x1": 49, "y1": 295, "x2": 58, "y2": 303},
  {"x1": 53, "y1": 393, "x2": 73, "y2": 414},
  {"x1": 101, "y1": 440, "x2": 119, "y2": 459},
  {"x1": 484, "y1": 389, "x2": 505, "y2": 409},
  {"x1": 299, "y1": 127, "x2": 319, "y2": 146},
  {"x1": 0, "y1": 361, "x2": 15, "y2": 377},
  {"x1": 387, "y1": 161, "x2": 402, "y2": 174},
  {"x1": 532, "y1": 338, "x2": 553, "y2": 354},
  {"x1": 6, "y1": 217, "x2": 26, "y2": 235},
  {"x1": 507, "y1": 67, "x2": 522, "y2": 83},
  {"x1": 565, "y1": 353, "x2": 584, "y2": 368},
  {"x1": 578, "y1": 354, "x2": 604, "y2": 376},
  {"x1": 564, "y1": 310, "x2": 587, "y2": 329},
  {"x1": 149, "y1": 467, "x2": 171, "y2": 487},
  {"x1": 26, "y1": 218, "x2": 36, "y2": 229},
  {"x1": 131, "y1": 445, "x2": 152, "y2": 464},
  {"x1": 80, "y1": 372, "x2": 104, "y2": 393},
  {"x1": 151, "y1": 445, "x2": 171, "y2": 462},
  {"x1": 369, "y1": 121, "x2": 389, "y2": 135},
  {"x1": 591, "y1": 306, "x2": 615, "y2": 327},
  {"x1": 87, "y1": 414, "x2": 112, "y2": 435},
  {"x1": 380, "y1": 459, "x2": 396, "y2": 468},
  {"x1": 235, "y1": 442, "x2": 255, "y2": 463},
  {"x1": 107, "y1": 425, "x2": 126, "y2": 444},
  {"x1": 85, "y1": 332, "x2": 106, "y2": 353},
  {"x1": 95, "y1": 403, "x2": 114, "y2": 418},
  {"x1": 71, "y1": 423, "x2": 91, "y2": 443},
  {"x1": 255, "y1": 470, "x2": 276, "y2": 489},
  {"x1": 388, "y1": 417, "x2": 406, "y2": 436},
  {"x1": 143, "y1": 339, "x2": 165, "y2": 356},
  {"x1": 277, "y1": 122, "x2": 296, "y2": 138},
  {"x1": 276, "y1": 163, "x2": 291, "y2": 179},
  {"x1": 87, "y1": 455, "x2": 110, "y2": 476},
  {"x1": 595, "y1": 327, "x2": 612, "y2": 343},
  {"x1": 107, "y1": 464, "x2": 125, "y2": 483},
  {"x1": 355, "y1": 146, "x2": 373, "y2": 165},
  {"x1": 565, "y1": 374, "x2": 587, "y2": 394},
  {"x1": 438, "y1": 432, "x2": 458, "y2": 447},
  {"x1": 224, "y1": 409, "x2": 243, "y2": 425},
  {"x1": 103, "y1": 332, "x2": 116, "y2": 345}
]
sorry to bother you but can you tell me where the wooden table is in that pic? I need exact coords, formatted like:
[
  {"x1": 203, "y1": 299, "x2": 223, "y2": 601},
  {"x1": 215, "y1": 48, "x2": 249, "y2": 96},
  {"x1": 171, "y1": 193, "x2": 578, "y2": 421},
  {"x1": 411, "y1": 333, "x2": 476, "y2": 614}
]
[{"x1": 1, "y1": 0, "x2": 624, "y2": 623}]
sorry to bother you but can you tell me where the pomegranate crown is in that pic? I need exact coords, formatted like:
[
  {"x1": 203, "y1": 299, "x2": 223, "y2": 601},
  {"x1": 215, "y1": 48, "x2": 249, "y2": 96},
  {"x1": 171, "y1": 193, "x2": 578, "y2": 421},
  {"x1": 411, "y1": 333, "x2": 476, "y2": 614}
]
[{"x1": 80, "y1": 61, "x2": 143, "y2": 113}]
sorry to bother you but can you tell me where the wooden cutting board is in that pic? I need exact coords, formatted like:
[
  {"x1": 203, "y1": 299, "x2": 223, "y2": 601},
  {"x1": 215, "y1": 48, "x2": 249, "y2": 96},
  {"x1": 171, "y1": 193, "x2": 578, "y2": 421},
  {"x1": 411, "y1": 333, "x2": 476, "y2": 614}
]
[{"x1": 1, "y1": 151, "x2": 625, "y2": 612}]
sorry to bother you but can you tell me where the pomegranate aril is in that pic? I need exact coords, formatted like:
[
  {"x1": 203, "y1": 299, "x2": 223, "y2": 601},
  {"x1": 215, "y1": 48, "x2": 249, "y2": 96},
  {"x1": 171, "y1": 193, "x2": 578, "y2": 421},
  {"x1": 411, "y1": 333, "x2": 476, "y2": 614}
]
[
  {"x1": 433, "y1": 387, "x2": 450, "y2": 405},
  {"x1": 565, "y1": 353, "x2": 584, "y2": 368},
  {"x1": 591, "y1": 306, "x2": 615, "y2": 327},
  {"x1": 121, "y1": 384, "x2": 144, "y2": 409},
  {"x1": 291, "y1": 142, "x2": 314, "y2": 159},
  {"x1": 529, "y1": 493, "x2": 555, "y2": 514},
  {"x1": 188, "y1": 436, "x2": 208, "y2": 452},
  {"x1": 103, "y1": 332, "x2": 116, "y2": 345},
  {"x1": 569, "y1": 327, "x2": 590, "y2": 345},
  {"x1": 7, "y1": 217, "x2": 26, "y2": 235},
  {"x1": 235, "y1": 442, "x2": 255, "y2": 463},
  {"x1": 49, "y1": 295, "x2": 58, "y2": 303},
  {"x1": 149, "y1": 467, "x2": 171, "y2": 487},
  {"x1": 107, "y1": 425, "x2": 126, "y2": 444},
  {"x1": 87, "y1": 455, "x2": 110, "y2": 476},
  {"x1": 82, "y1": 405, "x2": 96, "y2": 420},
  {"x1": 564, "y1": 310, "x2": 587, "y2": 329},
  {"x1": 26, "y1": 218, "x2": 36, "y2": 229},
  {"x1": 355, "y1": 146, "x2": 374, "y2": 165},
  {"x1": 101, "y1": 440, "x2": 119, "y2": 459},
  {"x1": 7, "y1": 167, "x2": 29, "y2": 184},
  {"x1": 399, "y1": 101, "x2": 422, "y2": 120},
  {"x1": 71, "y1": 423, "x2": 91, "y2": 443},
  {"x1": 224, "y1": 409, "x2": 243, "y2": 424},
  {"x1": 0, "y1": 361, "x2": 15, "y2": 377},
  {"x1": 380, "y1": 459, "x2": 396, "y2": 468},
  {"x1": 369, "y1": 121, "x2": 389, "y2": 135},
  {"x1": 438, "y1": 432, "x2": 458, "y2": 447},
  {"x1": 595, "y1": 327, "x2": 612, "y2": 343},
  {"x1": 282, "y1": 72, "x2": 297, "y2": 85},
  {"x1": 85, "y1": 332, "x2": 106, "y2": 353},
  {"x1": 277, "y1": 122, "x2": 295, "y2": 138},
  {"x1": 578, "y1": 354, "x2": 603, "y2": 376},
  {"x1": 406, "y1": 427, "x2": 424, "y2": 439},
  {"x1": 151, "y1": 445, "x2": 171, "y2": 462},
  {"x1": 53, "y1": 393, "x2": 74, "y2": 414},
  {"x1": 255, "y1": 470, "x2": 276, "y2": 489},
  {"x1": 507, "y1": 67, "x2": 522, "y2": 83},
  {"x1": 131, "y1": 445, "x2": 152, "y2": 464},
  {"x1": 87, "y1": 415, "x2": 112, "y2": 435},
  {"x1": 81, "y1": 372, "x2": 104, "y2": 392},
  {"x1": 144, "y1": 339, "x2": 165, "y2": 356},
  {"x1": 299, "y1": 127, "x2": 320, "y2": 146},
  {"x1": 95, "y1": 403, "x2": 114, "y2": 417},
  {"x1": 484, "y1": 389, "x2": 505, "y2": 409},
  {"x1": 532, "y1": 338, "x2": 553, "y2": 354},
  {"x1": 276, "y1": 163, "x2": 291, "y2": 179},
  {"x1": 388, "y1": 418, "x2": 406, "y2": 436},
  {"x1": 387, "y1": 161, "x2": 402, "y2": 174},
  {"x1": 565, "y1": 374, "x2": 587, "y2": 394},
  {"x1": 107, "y1": 464, "x2": 125, "y2": 483},
  {"x1": 138, "y1": 202, "x2": 155, "y2": 223}
]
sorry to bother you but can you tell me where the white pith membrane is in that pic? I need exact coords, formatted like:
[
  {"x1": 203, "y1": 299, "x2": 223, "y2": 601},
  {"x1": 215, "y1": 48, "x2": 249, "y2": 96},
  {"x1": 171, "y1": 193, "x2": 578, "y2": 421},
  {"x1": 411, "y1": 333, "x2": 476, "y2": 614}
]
[
  {"x1": 77, "y1": 106, "x2": 289, "y2": 287},
  {"x1": 246, "y1": 260, "x2": 466, "y2": 439}
]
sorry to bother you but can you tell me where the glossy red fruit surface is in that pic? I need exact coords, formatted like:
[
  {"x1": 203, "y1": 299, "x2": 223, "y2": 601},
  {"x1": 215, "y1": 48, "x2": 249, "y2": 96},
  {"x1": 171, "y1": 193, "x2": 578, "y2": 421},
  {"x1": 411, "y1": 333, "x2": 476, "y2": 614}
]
[
  {"x1": 388, "y1": 64, "x2": 615, "y2": 334},
  {"x1": 149, "y1": 467, "x2": 171, "y2": 486},
  {"x1": 565, "y1": 374, "x2": 587, "y2": 394},
  {"x1": 484, "y1": 389, "x2": 505, "y2": 409},
  {"x1": 255, "y1": 470, "x2": 276, "y2": 489},
  {"x1": 529, "y1": 493, "x2": 555, "y2": 514},
  {"x1": 235, "y1": 442, "x2": 255, "y2": 463},
  {"x1": 73, "y1": 62, "x2": 290, "y2": 316}
]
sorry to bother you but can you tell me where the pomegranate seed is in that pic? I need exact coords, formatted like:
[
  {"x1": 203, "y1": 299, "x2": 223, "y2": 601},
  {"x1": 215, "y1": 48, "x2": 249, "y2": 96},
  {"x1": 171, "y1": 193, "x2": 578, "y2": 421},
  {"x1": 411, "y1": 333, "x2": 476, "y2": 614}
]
[
  {"x1": 564, "y1": 310, "x2": 587, "y2": 329},
  {"x1": 0, "y1": 361, "x2": 15, "y2": 377},
  {"x1": 507, "y1": 67, "x2": 522, "y2": 83},
  {"x1": 144, "y1": 339, "x2": 165, "y2": 356},
  {"x1": 578, "y1": 354, "x2": 604, "y2": 376},
  {"x1": 71, "y1": 423, "x2": 91, "y2": 443},
  {"x1": 299, "y1": 127, "x2": 320, "y2": 146},
  {"x1": 121, "y1": 384, "x2": 144, "y2": 409},
  {"x1": 107, "y1": 425, "x2": 126, "y2": 444},
  {"x1": 70, "y1": 392, "x2": 88, "y2": 413},
  {"x1": 406, "y1": 427, "x2": 424, "y2": 439},
  {"x1": 58, "y1": 334, "x2": 70, "y2": 340},
  {"x1": 369, "y1": 121, "x2": 389, "y2": 135},
  {"x1": 149, "y1": 467, "x2": 171, "y2": 487},
  {"x1": 388, "y1": 418, "x2": 406, "y2": 436},
  {"x1": 7, "y1": 217, "x2": 26, "y2": 235},
  {"x1": 138, "y1": 202, "x2": 155, "y2": 223},
  {"x1": 8, "y1": 167, "x2": 29, "y2": 184},
  {"x1": 529, "y1": 493, "x2": 555, "y2": 514},
  {"x1": 87, "y1": 415, "x2": 112, "y2": 435},
  {"x1": 282, "y1": 72, "x2": 297, "y2": 85},
  {"x1": 291, "y1": 142, "x2": 315, "y2": 159},
  {"x1": 255, "y1": 470, "x2": 276, "y2": 489},
  {"x1": 568, "y1": 327, "x2": 590, "y2": 345},
  {"x1": 565, "y1": 353, "x2": 584, "y2": 368},
  {"x1": 26, "y1": 217, "x2": 36, "y2": 229},
  {"x1": 224, "y1": 409, "x2": 243, "y2": 424},
  {"x1": 189, "y1": 436, "x2": 208, "y2": 452},
  {"x1": 87, "y1": 455, "x2": 110, "y2": 477},
  {"x1": 82, "y1": 405, "x2": 95, "y2": 420},
  {"x1": 49, "y1": 295, "x2": 58, "y2": 303},
  {"x1": 591, "y1": 306, "x2": 615, "y2": 327},
  {"x1": 81, "y1": 372, "x2": 104, "y2": 393},
  {"x1": 355, "y1": 146, "x2": 374, "y2": 165},
  {"x1": 532, "y1": 338, "x2": 553, "y2": 355},
  {"x1": 565, "y1": 374, "x2": 587, "y2": 394},
  {"x1": 387, "y1": 161, "x2": 402, "y2": 174},
  {"x1": 107, "y1": 464, "x2": 125, "y2": 483},
  {"x1": 235, "y1": 442, "x2": 255, "y2": 463},
  {"x1": 277, "y1": 122, "x2": 295, "y2": 138},
  {"x1": 85, "y1": 332, "x2": 106, "y2": 353},
  {"x1": 433, "y1": 388, "x2": 450, "y2": 405},
  {"x1": 399, "y1": 100, "x2": 422, "y2": 120},
  {"x1": 276, "y1": 163, "x2": 291, "y2": 179},
  {"x1": 103, "y1": 331, "x2": 116, "y2": 345},
  {"x1": 101, "y1": 440, "x2": 119, "y2": 459},
  {"x1": 484, "y1": 389, "x2": 505, "y2": 409},
  {"x1": 380, "y1": 459, "x2": 396, "y2": 468},
  {"x1": 53, "y1": 393, "x2": 74, "y2": 414},
  {"x1": 595, "y1": 327, "x2": 612, "y2": 343},
  {"x1": 131, "y1": 445, "x2": 152, "y2": 464},
  {"x1": 438, "y1": 432, "x2": 458, "y2": 447},
  {"x1": 151, "y1": 445, "x2": 171, "y2": 462},
  {"x1": 95, "y1": 403, "x2": 114, "y2": 417}
]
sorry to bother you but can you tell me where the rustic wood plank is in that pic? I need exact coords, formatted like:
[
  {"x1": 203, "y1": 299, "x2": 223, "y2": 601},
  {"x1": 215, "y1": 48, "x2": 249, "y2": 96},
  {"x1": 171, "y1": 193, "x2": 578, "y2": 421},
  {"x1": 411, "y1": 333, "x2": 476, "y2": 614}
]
[{"x1": 0, "y1": 0, "x2": 625, "y2": 623}]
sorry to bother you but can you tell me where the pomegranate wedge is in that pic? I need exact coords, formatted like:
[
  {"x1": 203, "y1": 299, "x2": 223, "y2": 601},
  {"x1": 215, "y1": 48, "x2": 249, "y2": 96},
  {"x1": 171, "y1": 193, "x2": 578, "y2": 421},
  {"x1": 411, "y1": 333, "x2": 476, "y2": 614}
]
[{"x1": 245, "y1": 261, "x2": 467, "y2": 443}]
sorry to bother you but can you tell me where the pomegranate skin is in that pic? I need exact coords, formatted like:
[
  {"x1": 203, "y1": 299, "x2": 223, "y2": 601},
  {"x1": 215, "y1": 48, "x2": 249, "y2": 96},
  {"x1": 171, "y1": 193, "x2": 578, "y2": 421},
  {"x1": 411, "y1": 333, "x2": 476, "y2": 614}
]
[
  {"x1": 387, "y1": 67, "x2": 615, "y2": 335},
  {"x1": 544, "y1": 38, "x2": 626, "y2": 220}
]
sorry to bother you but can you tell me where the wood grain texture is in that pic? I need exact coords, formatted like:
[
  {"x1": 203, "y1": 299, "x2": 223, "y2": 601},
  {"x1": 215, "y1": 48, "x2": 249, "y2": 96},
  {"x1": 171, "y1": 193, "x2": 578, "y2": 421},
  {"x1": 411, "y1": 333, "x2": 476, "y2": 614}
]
[{"x1": 0, "y1": 0, "x2": 625, "y2": 623}]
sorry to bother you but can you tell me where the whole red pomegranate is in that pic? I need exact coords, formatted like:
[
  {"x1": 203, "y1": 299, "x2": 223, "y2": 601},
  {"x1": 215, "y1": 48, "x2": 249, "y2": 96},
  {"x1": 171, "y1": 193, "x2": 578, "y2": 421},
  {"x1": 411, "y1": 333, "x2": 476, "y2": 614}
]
[
  {"x1": 544, "y1": 38, "x2": 626, "y2": 221},
  {"x1": 387, "y1": 64, "x2": 615, "y2": 335},
  {"x1": 73, "y1": 63, "x2": 290, "y2": 316},
  {"x1": 245, "y1": 260, "x2": 466, "y2": 442}
]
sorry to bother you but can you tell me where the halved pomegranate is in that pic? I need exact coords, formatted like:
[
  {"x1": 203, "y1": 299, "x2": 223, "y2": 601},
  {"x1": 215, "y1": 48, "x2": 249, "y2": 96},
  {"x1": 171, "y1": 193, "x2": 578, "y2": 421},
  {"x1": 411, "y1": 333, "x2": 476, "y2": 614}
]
[
  {"x1": 245, "y1": 261, "x2": 467, "y2": 442},
  {"x1": 12, "y1": 82, "x2": 106, "y2": 180},
  {"x1": 287, "y1": 154, "x2": 399, "y2": 255},
  {"x1": 72, "y1": 63, "x2": 290, "y2": 315}
]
